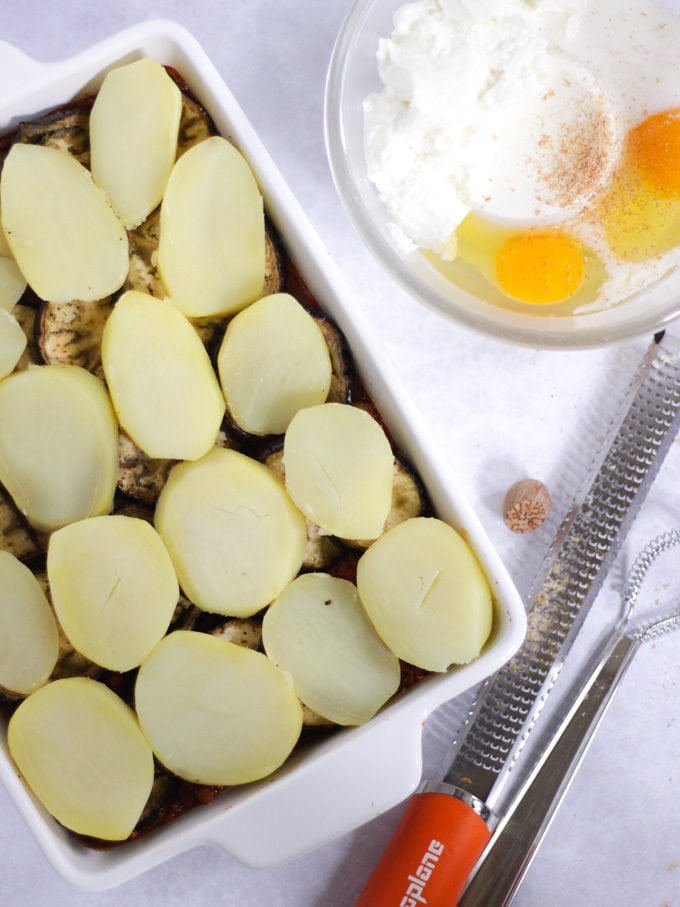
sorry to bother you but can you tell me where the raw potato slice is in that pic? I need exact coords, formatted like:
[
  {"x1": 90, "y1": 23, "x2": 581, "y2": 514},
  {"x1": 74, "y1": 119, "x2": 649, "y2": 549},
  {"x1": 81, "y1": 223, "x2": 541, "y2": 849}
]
[
  {"x1": 11, "y1": 304, "x2": 39, "y2": 371},
  {"x1": 0, "y1": 257, "x2": 26, "y2": 311},
  {"x1": 263, "y1": 573, "x2": 400, "y2": 725},
  {"x1": 135, "y1": 630, "x2": 303, "y2": 785},
  {"x1": 0, "y1": 143, "x2": 128, "y2": 303},
  {"x1": 0, "y1": 203, "x2": 11, "y2": 257},
  {"x1": 101, "y1": 290, "x2": 225, "y2": 459},
  {"x1": 0, "y1": 308, "x2": 27, "y2": 379},
  {"x1": 155, "y1": 447, "x2": 307, "y2": 616},
  {"x1": 90, "y1": 58, "x2": 182, "y2": 229},
  {"x1": 345, "y1": 456, "x2": 427, "y2": 548},
  {"x1": 218, "y1": 293, "x2": 332, "y2": 435},
  {"x1": 283, "y1": 403, "x2": 394, "y2": 539},
  {"x1": 356, "y1": 517, "x2": 493, "y2": 672},
  {"x1": 47, "y1": 515, "x2": 179, "y2": 672},
  {"x1": 0, "y1": 365, "x2": 119, "y2": 533},
  {"x1": 158, "y1": 136, "x2": 265, "y2": 318},
  {"x1": 0, "y1": 551, "x2": 59, "y2": 695},
  {"x1": 8, "y1": 677, "x2": 154, "y2": 840}
]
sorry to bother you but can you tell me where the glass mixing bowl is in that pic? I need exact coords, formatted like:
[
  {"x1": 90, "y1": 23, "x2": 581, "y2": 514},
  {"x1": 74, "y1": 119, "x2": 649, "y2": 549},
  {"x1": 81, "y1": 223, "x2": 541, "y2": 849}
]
[{"x1": 324, "y1": 0, "x2": 680, "y2": 348}]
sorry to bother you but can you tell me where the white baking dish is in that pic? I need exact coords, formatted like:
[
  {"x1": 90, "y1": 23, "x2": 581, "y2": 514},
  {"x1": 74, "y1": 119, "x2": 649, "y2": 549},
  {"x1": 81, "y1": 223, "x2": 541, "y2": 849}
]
[{"x1": 0, "y1": 20, "x2": 526, "y2": 891}]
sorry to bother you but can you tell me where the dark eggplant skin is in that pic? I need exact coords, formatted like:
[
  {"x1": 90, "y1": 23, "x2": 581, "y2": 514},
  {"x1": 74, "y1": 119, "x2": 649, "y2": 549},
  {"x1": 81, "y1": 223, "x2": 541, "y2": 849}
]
[
  {"x1": 18, "y1": 104, "x2": 92, "y2": 167},
  {"x1": 263, "y1": 218, "x2": 286, "y2": 296},
  {"x1": 314, "y1": 314, "x2": 352, "y2": 404}
]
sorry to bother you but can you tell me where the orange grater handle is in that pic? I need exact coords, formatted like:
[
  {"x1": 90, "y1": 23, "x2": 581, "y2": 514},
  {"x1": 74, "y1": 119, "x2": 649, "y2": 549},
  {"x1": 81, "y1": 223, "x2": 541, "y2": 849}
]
[{"x1": 355, "y1": 784, "x2": 493, "y2": 907}]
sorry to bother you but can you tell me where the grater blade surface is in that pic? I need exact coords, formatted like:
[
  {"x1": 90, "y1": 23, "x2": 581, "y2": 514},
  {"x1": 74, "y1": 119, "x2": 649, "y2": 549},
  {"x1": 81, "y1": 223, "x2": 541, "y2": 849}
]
[{"x1": 444, "y1": 335, "x2": 680, "y2": 804}]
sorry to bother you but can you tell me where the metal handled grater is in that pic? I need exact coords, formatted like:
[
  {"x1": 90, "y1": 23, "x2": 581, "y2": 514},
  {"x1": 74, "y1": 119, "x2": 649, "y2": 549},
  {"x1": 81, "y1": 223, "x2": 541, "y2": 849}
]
[{"x1": 447, "y1": 334, "x2": 680, "y2": 812}]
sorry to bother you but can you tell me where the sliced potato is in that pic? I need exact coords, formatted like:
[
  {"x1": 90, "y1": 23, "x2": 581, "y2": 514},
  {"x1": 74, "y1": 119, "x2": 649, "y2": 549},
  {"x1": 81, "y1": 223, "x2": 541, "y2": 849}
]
[
  {"x1": 0, "y1": 257, "x2": 26, "y2": 311},
  {"x1": 155, "y1": 447, "x2": 307, "y2": 617},
  {"x1": 344, "y1": 456, "x2": 427, "y2": 548},
  {"x1": 0, "y1": 365, "x2": 119, "y2": 533},
  {"x1": 0, "y1": 551, "x2": 59, "y2": 695},
  {"x1": 283, "y1": 403, "x2": 394, "y2": 539},
  {"x1": 101, "y1": 290, "x2": 225, "y2": 460},
  {"x1": 0, "y1": 308, "x2": 27, "y2": 379},
  {"x1": 356, "y1": 517, "x2": 493, "y2": 672},
  {"x1": 0, "y1": 204, "x2": 11, "y2": 257},
  {"x1": 90, "y1": 58, "x2": 182, "y2": 229},
  {"x1": 263, "y1": 448, "x2": 346, "y2": 569},
  {"x1": 0, "y1": 143, "x2": 128, "y2": 303},
  {"x1": 47, "y1": 515, "x2": 179, "y2": 672},
  {"x1": 158, "y1": 136, "x2": 265, "y2": 318},
  {"x1": 8, "y1": 677, "x2": 154, "y2": 840},
  {"x1": 263, "y1": 573, "x2": 400, "y2": 725},
  {"x1": 135, "y1": 630, "x2": 303, "y2": 785},
  {"x1": 11, "y1": 303, "x2": 39, "y2": 371},
  {"x1": 218, "y1": 293, "x2": 332, "y2": 435}
]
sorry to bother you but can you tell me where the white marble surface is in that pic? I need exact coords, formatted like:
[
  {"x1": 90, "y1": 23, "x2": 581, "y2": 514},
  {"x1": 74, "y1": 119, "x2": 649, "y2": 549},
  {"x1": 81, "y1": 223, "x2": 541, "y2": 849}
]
[{"x1": 1, "y1": 2, "x2": 680, "y2": 905}]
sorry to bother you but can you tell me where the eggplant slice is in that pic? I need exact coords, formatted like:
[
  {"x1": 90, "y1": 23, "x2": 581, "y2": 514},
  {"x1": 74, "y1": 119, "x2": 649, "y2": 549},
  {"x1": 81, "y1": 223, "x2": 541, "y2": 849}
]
[
  {"x1": 210, "y1": 617, "x2": 263, "y2": 650},
  {"x1": 126, "y1": 206, "x2": 164, "y2": 299},
  {"x1": 176, "y1": 92, "x2": 217, "y2": 156},
  {"x1": 314, "y1": 315, "x2": 351, "y2": 404},
  {"x1": 18, "y1": 106, "x2": 92, "y2": 167},
  {"x1": 264, "y1": 222, "x2": 286, "y2": 296},
  {"x1": 117, "y1": 430, "x2": 235, "y2": 508},
  {"x1": 117, "y1": 432, "x2": 175, "y2": 506},
  {"x1": 37, "y1": 296, "x2": 115, "y2": 379}
]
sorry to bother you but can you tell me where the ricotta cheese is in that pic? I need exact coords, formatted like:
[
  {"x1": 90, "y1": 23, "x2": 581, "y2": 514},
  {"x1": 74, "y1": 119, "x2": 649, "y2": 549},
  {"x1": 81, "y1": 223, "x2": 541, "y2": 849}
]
[{"x1": 364, "y1": 0, "x2": 680, "y2": 313}]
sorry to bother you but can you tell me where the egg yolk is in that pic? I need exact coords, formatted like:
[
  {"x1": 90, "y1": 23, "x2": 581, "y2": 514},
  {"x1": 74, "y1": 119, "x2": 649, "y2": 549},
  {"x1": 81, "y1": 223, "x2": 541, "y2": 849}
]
[
  {"x1": 597, "y1": 109, "x2": 680, "y2": 262},
  {"x1": 629, "y1": 108, "x2": 680, "y2": 198},
  {"x1": 495, "y1": 233, "x2": 585, "y2": 304}
]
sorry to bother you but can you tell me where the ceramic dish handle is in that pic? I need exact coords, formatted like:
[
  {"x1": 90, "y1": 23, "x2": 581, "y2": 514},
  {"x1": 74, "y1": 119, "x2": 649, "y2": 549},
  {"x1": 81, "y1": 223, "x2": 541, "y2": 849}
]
[
  {"x1": 355, "y1": 781, "x2": 492, "y2": 906},
  {"x1": 202, "y1": 705, "x2": 427, "y2": 870}
]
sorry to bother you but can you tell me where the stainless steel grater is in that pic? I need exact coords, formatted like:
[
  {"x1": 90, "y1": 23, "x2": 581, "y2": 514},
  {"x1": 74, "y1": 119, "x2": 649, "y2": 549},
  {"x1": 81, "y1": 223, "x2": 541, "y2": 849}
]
[
  {"x1": 447, "y1": 333, "x2": 680, "y2": 811},
  {"x1": 355, "y1": 333, "x2": 680, "y2": 907}
]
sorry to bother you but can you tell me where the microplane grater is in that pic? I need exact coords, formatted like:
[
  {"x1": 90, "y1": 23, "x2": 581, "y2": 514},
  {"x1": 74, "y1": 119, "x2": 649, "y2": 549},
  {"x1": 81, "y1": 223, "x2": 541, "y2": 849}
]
[{"x1": 443, "y1": 333, "x2": 680, "y2": 809}]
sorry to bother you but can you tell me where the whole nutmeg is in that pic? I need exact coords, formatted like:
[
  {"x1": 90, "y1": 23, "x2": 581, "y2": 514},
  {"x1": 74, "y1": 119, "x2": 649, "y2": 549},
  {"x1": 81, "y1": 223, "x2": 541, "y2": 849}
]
[{"x1": 503, "y1": 478, "x2": 551, "y2": 533}]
